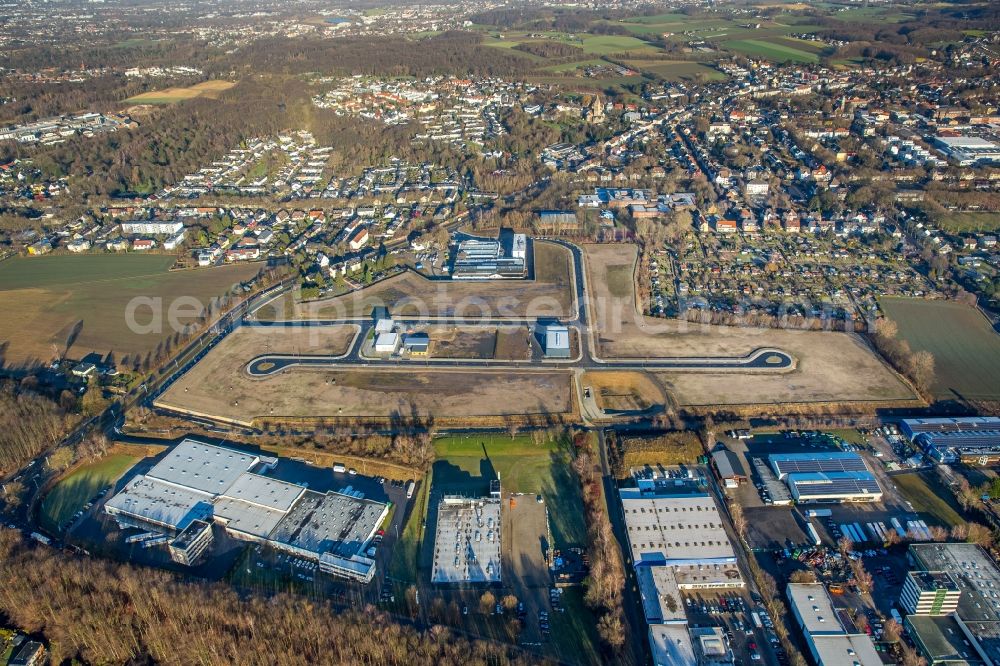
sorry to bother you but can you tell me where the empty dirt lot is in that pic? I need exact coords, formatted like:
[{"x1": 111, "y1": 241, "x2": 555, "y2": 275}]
[
  {"x1": 582, "y1": 244, "x2": 914, "y2": 405},
  {"x1": 158, "y1": 329, "x2": 574, "y2": 423},
  {"x1": 426, "y1": 326, "x2": 497, "y2": 359},
  {"x1": 299, "y1": 242, "x2": 575, "y2": 320},
  {"x1": 581, "y1": 370, "x2": 665, "y2": 411}
]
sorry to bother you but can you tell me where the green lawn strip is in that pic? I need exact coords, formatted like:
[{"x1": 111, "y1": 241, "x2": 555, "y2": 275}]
[
  {"x1": 893, "y1": 471, "x2": 965, "y2": 528},
  {"x1": 722, "y1": 38, "x2": 819, "y2": 63},
  {"x1": 40, "y1": 453, "x2": 140, "y2": 531}
]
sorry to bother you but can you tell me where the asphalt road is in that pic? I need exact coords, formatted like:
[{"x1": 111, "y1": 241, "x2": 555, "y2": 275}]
[{"x1": 240, "y1": 238, "x2": 794, "y2": 377}]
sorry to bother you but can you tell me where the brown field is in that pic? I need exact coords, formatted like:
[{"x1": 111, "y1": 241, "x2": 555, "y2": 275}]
[
  {"x1": 611, "y1": 431, "x2": 704, "y2": 479},
  {"x1": 125, "y1": 80, "x2": 236, "y2": 105},
  {"x1": 582, "y1": 244, "x2": 914, "y2": 405},
  {"x1": 581, "y1": 370, "x2": 664, "y2": 411},
  {"x1": 300, "y1": 241, "x2": 575, "y2": 320},
  {"x1": 0, "y1": 256, "x2": 260, "y2": 367},
  {"x1": 427, "y1": 326, "x2": 497, "y2": 359},
  {"x1": 494, "y1": 327, "x2": 534, "y2": 360},
  {"x1": 157, "y1": 326, "x2": 572, "y2": 423}
]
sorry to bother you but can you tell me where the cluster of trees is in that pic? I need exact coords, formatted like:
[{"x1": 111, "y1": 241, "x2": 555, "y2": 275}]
[
  {"x1": 0, "y1": 531, "x2": 533, "y2": 666},
  {"x1": 252, "y1": 425, "x2": 436, "y2": 470},
  {"x1": 0, "y1": 381, "x2": 72, "y2": 478},
  {"x1": 569, "y1": 434, "x2": 627, "y2": 651},
  {"x1": 513, "y1": 42, "x2": 584, "y2": 59},
  {"x1": 869, "y1": 319, "x2": 935, "y2": 397}
]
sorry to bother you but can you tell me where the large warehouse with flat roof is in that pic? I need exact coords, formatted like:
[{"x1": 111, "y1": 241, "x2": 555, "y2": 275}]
[
  {"x1": 785, "y1": 471, "x2": 883, "y2": 503},
  {"x1": 620, "y1": 483, "x2": 743, "y2": 666},
  {"x1": 907, "y1": 543, "x2": 1000, "y2": 665},
  {"x1": 769, "y1": 452, "x2": 869, "y2": 479},
  {"x1": 104, "y1": 439, "x2": 387, "y2": 583},
  {"x1": 431, "y1": 497, "x2": 502, "y2": 584},
  {"x1": 787, "y1": 583, "x2": 882, "y2": 666},
  {"x1": 901, "y1": 418, "x2": 1000, "y2": 465}
]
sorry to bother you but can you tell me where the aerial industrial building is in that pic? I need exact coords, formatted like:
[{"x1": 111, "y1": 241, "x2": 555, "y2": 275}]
[
  {"x1": 785, "y1": 471, "x2": 883, "y2": 503},
  {"x1": 769, "y1": 451, "x2": 870, "y2": 479},
  {"x1": 620, "y1": 483, "x2": 743, "y2": 666},
  {"x1": 787, "y1": 583, "x2": 882, "y2": 666},
  {"x1": 430, "y1": 497, "x2": 502, "y2": 584},
  {"x1": 905, "y1": 614, "x2": 985, "y2": 666},
  {"x1": 539, "y1": 323, "x2": 571, "y2": 358},
  {"x1": 901, "y1": 417, "x2": 1000, "y2": 465},
  {"x1": 104, "y1": 439, "x2": 387, "y2": 583},
  {"x1": 900, "y1": 571, "x2": 962, "y2": 616},
  {"x1": 769, "y1": 452, "x2": 882, "y2": 503},
  {"x1": 450, "y1": 231, "x2": 528, "y2": 280},
  {"x1": 906, "y1": 543, "x2": 1000, "y2": 665}
]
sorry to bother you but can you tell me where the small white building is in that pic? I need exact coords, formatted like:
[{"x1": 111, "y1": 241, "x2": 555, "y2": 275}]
[
  {"x1": 511, "y1": 233, "x2": 527, "y2": 260},
  {"x1": 374, "y1": 332, "x2": 399, "y2": 354},
  {"x1": 66, "y1": 238, "x2": 91, "y2": 253}
]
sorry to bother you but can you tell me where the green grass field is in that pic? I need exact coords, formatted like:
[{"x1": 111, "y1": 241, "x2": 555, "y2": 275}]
[
  {"x1": 0, "y1": 254, "x2": 260, "y2": 365},
  {"x1": 893, "y1": 471, "x2": 965, "y2": 528},
  {"x1": 388, "y1": 465, "x2": 432, "y2": 583},
  {"x1": 938, "y1": 212, "x2": 1000, "y2": 233},
  {"x1": 40, "y1": 453, "x2": 140, "y2": 531},
  {"x1": 880, "y1": 297, "x2": 1000, "y2": 401},
  {"x1": 431, "y1": 433, "x2": 586, "y2": 548},
  {"x1": 389, "y1": 432, "x2": 587, "y2": 584},
  {"x1": 722, "y1": 38, "x2": 819, "y2": 63},
  {"x1": 831, "y1": 7, "x2": 915, "y2": 23},
  {"x1": 625, "y1": 60, "x2": 727, "y2": 81}
]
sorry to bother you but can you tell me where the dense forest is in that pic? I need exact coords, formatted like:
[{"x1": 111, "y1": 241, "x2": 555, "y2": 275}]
[
  {"x1": 0, "y1": 381, "x2": 73, "y2": 477},
  {"x1": 213, "y1": 32, "x2": 537, "y2": 79},
  {"x1": 0, "y1": 531, "x2": 538, "y2": 666}
]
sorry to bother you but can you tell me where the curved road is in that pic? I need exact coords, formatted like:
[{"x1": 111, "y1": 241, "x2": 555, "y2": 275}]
[
  {"x1": 239, "y1": 237, "x2": 795, "y2": 377},
  {"x1": 246, "y1": 346, "x2": 792, "y2": 376}
]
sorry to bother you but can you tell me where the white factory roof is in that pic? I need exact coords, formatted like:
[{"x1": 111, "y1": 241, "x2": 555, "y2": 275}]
[
  {"x1": 649, "y1": 625, "x2": 697, "y2": 666},
  {"x1": 146, "y1": 438, "x2": 260, "y2": 495},
  {"x1": 220, "y1": 473, "x2": 305, "y2": 513},
  {"x1": 787, "y1": 583, "x2": 845, "y2": 635},
  {"x1": 637, "y1": 565, "x2": 685, "y2": 624},
  {"x1": 937, "y1": 136, "x2": 998, "y2": 149},
  {"x1": 810, "y1": 635, "x2": 882, "y2": 666},
  {"x1": 374, "y1": 331, "x2": 399, "y2": 349},
  {"x1": 546, "y1": 326, "x2": 570, "y2": 349},
  {"x1": 213, "y1": 498, "x2": 288, "y2": 539},
  {"x1": 620, "y1": 489, "x2": 738, "y2": 564},
  {"x1": 786, "y1": 583, "x2": 882, "y2": 665},
  {"x1": 104, "y1": 475, "x2": 214, "y2": 531}
]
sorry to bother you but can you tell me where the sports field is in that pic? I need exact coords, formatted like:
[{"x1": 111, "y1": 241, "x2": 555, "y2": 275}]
[
  {"x1": 0, "y1": 255, "x2": 260, "y2": 365},
  {"x1": 125, "y1": 80, "x2": 236, "y2": 105},
  {"x1": 880, "y1": 297, "x2": 1000, "y2": 401},
  {"x1": 40, "y1": 453, "x2": 141, "y2": 531},
  {"x1": 583, "y1": 244, "x2": 914, "y2": 406}
]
